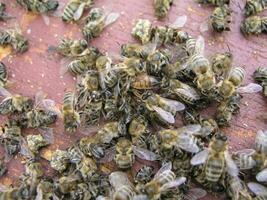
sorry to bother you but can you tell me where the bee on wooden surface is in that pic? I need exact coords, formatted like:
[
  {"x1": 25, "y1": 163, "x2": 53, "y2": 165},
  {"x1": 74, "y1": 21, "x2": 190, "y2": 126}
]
[
  {"x1": 0, "y1": 62, "x2": 8, "y2": 88},
  {"x1": 0, "y1": 27, "x2": 29, "y2": 53},
  {"x1": 109, "y1": 171, "x2": 136, "y2": 200},
  {"x1": 0, "y1": 3, "x2": 13, "y2": 21},
  {"x1": 153, "y1": 0, "x2": 173, "y2": 18},
  {"x1": 16, "y1": 0, "x2": 59, "y2": 14},
  {"x1": 241, "y1": 16, "x2": 267, "y2": 35},
  {"x1": 62, "y1": 91, "x2": 80, "y2": 133},
  {"x1": 102, "y1": 137, "x2": 157, "y2": 169},
  {"x1": 62, "y1": 0, "x2": 93, "y2": 22},
  {"x1": 56, "y1": 38, "x2": 88, "y2": 58},
  {"x1": 244, "y1": 0, "x2": 267, "y2": 17},
  {"x1": 195, "y1": 0, "x2": 230, "y2": 6},
  {"x1": 50, "y1": 149, "x2": 69, "y2": 172},
  {"x1": 191, "y1": 133, "x2": 239, "y2": 192},
  {"x1": 210, "y1": 4, "x2": 231, "y2": 32},
  {"x1": 132, "y1": 19, "x2": 153, "y2": 44},
  {"x1": 254, "y1": 67, "x2": 267, "y2": 96},
  {"x1": 211, "y1": 52, "x2": 232, "y2": 78},
  {"x1": 82, "y1": 8, "x2": 120, "y2": 40},
  {"x1": 247, "y1": 182, "x2": 267, "y2": 199},
  {"x1": 144, "y1": 162, "x2": 187, "y2": 200}
]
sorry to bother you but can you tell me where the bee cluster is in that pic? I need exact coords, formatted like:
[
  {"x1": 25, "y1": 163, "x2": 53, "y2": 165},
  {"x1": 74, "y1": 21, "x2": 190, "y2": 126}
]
[{"x1": 0, "y1": 0, "x2": 265, "y2": 200}]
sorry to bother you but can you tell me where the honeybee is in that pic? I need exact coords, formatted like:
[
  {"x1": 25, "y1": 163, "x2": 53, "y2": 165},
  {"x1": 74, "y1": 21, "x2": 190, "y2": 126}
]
[
  {"x1": 35, "y1": 179, "x2": 59, "y2": 200},
  {"x1": 190, "y1": 133, "x2": 239, "y2": 192},
  {"x1": 241, "y1": 16, "x2": 267, "y2": 35},
  {"x1": 232, "y1": 148, "x2": 256, "y2": 171},
  {"x1": 0, "y1": 158, "x2": 7, "y2": 177},
  {"x1": 56, "y1": 38, "x2": 88, "y2": 57},
  {"x1": 210, "y1": 4, "x2": 231, "y2": 32},
  {"x1": 102, "y1": 137, "x2": 157, "y2": 169},
  {"x1": 226, "y1": 175, "x2": 253, "y2": 200},
  {"x1": 247, "y1": 182, "x2": 267, "y2": 199},
  {"x1": 121, "y1": 43, "x2": 153, "y2": 59},
  {"x1": 109, "y1": 171, "x2": 136, "y2": 200},
  {"x1": 0, "y1": 185, "x2": 19, "y2": 200},
  {"x1": 0, "y1": 27, "x2": 29, "y2": 53},
  {"x1": 82, "y1": 8, "x2": 120, "y2": 40},
  {"x1": 244, "y1": 0, "x2": 267, "y2": 16},
  {"x1": 153, "y1": 0, "x2": 173, "y2": 18},
  {"x1": 50, "y1": 149, "x2": 69, "y2": 172},
  {"x1": 16, "y1": 0, "x2": 59, "y2": 14},
  {"x1": 134, "y1": 91, "x2": 185, "y2": 124},
  {"x1": 0, "y1": 62, "x2": 8, "y2": 88},
  {"x1": 132, "y1": 19, "x2": 152, "y2": 44},
  {"x1": 75, "y1": 156, "x2": 97, "y2": 181},
  {"x1": 211, "y1": 52, "x2": 232, "y2": 78},
  {"x1": 144, "y1": 162, "x2": 187, "y2": 200},
  {"x1": 62, "y1": 91, "x2": 80, "y2": 133},
  {"x1": 196, "y1": 0, "x2": 230, "y2": 6},
  {"x1": 56, "y1": 174, "x2": 79, "y2": 194},
  {"x1": 131, "y1": 74, "x2": 160, "y2": 90},
  {"x1": 254, "y1": 67, "x2": 267, "y2": 96},
  {"x1": 135, "y1": 165, "x2": 154, "y2": 184},
  {"x1": 0, "y1": 3, "x2": 13, "y2": 21},
  {"x1": 62, "y1": 0, "x2": 93, "y2": 22}
]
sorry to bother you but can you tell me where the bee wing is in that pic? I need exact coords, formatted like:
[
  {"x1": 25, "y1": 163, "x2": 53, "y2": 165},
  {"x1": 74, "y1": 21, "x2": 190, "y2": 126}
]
[
  {"x1": 35, "y1": 91, "x2": 47, "y2": 108},
  {"x1": 100, "y1": 146, "x2": 116, "y2": 163},
  {"x1": 160, "y1": 97, "x2": 185, "y2": 112},
  {"x1": 237, "y1": 83, "x2": 263, "y2": 94},
  {"x1": 39, "y1": 127, "x2": 54, "y2": 144},
  {"x1": 20, "y1": 138, "x2": 34, "y2": 158},
  {"x1": 225, "y1": 151, "x2": 239, "y2": 177},
  {"x1": 175, "y1": 88, "x2": 201, "y2": 101},
  {"x1": 234, "y1": 148, "x2": 256, "y2": 156},
  {"x1": 59, "y1": 57, "x2": 72, "y2": 76},
  {"x1": 170, "y1": 15, "x2": 187, "y2": 28},
  {"x1": 257, "y1": 168, "x2": 267, "y2": 182},
  {"x1": 248, "y1": 182, "x2": 267, "y2": 196},
  {"x1": 35, "y1": 184, "x2": 43, "y2": 200},
  {"x1": 109, "y1": 171, "x2": 132, "y2": 188},
  {"x1": 133, "y1": 194, "x2": 149, "y2": 200},
  {"x1": 185, "y1": 188, "x2": 207, "y2": 200},
  {"x1": 41, "y1": 99, "x2": 62, "y2": 118},
  {"x1": 190, "y1": 148, "x2": 209, "y2": 166},
  {"x1": 41, "y1": 15, "x2": 50, "y2": 26},
  {"x1": 180, "y1": 124, "x2": 202, "y2": 135},
  {"x1": 73, "y1": 3, "x2": 86, "y2": 21},
  {"x1": 0, "y1": 87, "x2": 11, "y2": 97},
  {"x1": 105, "y1": 12, "x2": 120, "y2": 26},
  {"x1": 195, "y1": 35, "x2": 205, "y2": 55},
  {"x1": 178, "y1": 133, "x2": 200, "y2": 153},
  {"x1": 151, "y1": 106, "x2": 175, "y2": 124},
  {"x1": 161, "y1": 177, "x2": 186, "y2": 191},
  {"x1": 154, "y1": 162, "x2": 172, "y2": 179},
  {"x1": 199, "y1": 20, "x2": 209, "y2": 33},
  {"x1": 133, "y1": 146, "x2": 158, "y2": 161}
]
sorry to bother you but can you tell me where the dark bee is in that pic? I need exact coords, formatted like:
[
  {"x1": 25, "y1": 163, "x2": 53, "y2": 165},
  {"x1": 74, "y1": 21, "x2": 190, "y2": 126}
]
[
  {"x1": 244, "y1": 0, "x2": 267, "y2": 17},
  {"x1": 0, "y1": 62, "x2": 8, "y2": 88},
  {"x1": 153, "y1": 0, "x2": 173, "y2": 18},
  {"x1": 0, "y1": 3, "x2": 13, "y2": 21},
  {"x1": 241, "y1": 16, "x2": 267, "y2": 35},
  {"x1": 16, "y1": 0, "x2": 59, "y2": 14},
  {"x1": 254, "y1": 67, "x2": 267, "y2": 96},
  {"x1": 196, "y1": 0, "x2": 230, "y2": 6},
  {"x1": 210, "y1": 5, "x2": 231, "y2": 32}
]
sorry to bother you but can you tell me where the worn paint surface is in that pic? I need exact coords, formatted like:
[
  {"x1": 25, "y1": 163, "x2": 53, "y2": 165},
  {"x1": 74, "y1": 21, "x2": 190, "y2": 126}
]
[{"x1": 0, "y1": 0, "x2": 266, "y2": 199}]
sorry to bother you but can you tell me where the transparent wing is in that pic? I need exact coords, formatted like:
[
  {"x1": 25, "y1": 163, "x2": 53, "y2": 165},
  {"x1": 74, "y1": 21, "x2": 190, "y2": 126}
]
[
  {"x1": 59, "y1": 57, "x2": 72, "y2": 76},
  {"x1": 0, "y1": 87, "x2": 12, "y2": 97},
  {"x1": 42, "y1": 15, "x2": 50, "y2": 26},
  {"x1": 160, "y1": 97, "x2": 185, "y2": 112},
  {"x1": 100, "y1": 146, "x2": 116, "y2": 163},
  {"x1": 199, "y1": 20, "x2": 209, "y2": 33},
  {"x1": 185, "y1": 188, "x2": 207, "y2": 200},
  {"x1": 195, "y1": 35, "x2": 205, "y2": 55},
  {"x1": 170, "y1": 15, "x2": 187, "y2": 28},
  {"x1": 152, "y1": 106, "x2": 175, "y2": 124},
  {"x1": 35, "y1": 184, "x2": 43, "y2": 200},
  {"x1": 225, "y1": 151, "x2": 239, "y2": 177},
  {"x1": 155, "y1": 162, "x2": 172, "y2": 179},
  {"x1": 105, "y1": 12, "x2": 120, "y2": 26},
  {"x1": 178, "y1": 133, "x2": 200, "y2": 153},
  {"x1": 248, "y1": 182, "x2": 267, "y2": 196},
  {"x1": 133, "y1": 194, "x2": 149, "y2": 200},
  {"x1": 237, "y1": 83, "x2": 263, "y2": 94},
  {"x1": 35, "y1": 91, "x2": 47, "y2": 108},
  {"x1": 73, "y1": 3, "x2": 86, "y2": 21},
  {"x1": 234, "y1": 148, "x2": 256, "y2": 156},
  {"x1": 190, "y1": 149, "x2": 209, "y2": 166},
  {"x1": 161, "y1": 177, "x2": 186, "y2": 191},
  {"x1": 109, "y1": 171, "x2": 131, "y2": 189},
  {"x1": 20, "y1": 138, "x2": 34, "y2": 158},
  {"x1": 133, "y1": 146, "x2": 158, "y2": 161},
  {"x1": 42, "y1": 99, "x2": 62, "y2": 118},
  {"x1": 179, "y1": 124, "x2": 202, "y2": 135},
  {"x1": 175, "y1": 88, "x2": 200, "y2": 101},
  {"x1": 257, "y1": 168, "x2": 267, "y2": 182},
  {"x1": 39, "y1": 127, "x2": 54, "y2": 144}
]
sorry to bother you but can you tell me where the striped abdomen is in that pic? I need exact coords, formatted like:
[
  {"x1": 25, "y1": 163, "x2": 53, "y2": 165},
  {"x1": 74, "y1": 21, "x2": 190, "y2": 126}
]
[
  {"x1": 205, "y1": 157, "x2": 225, "y2": 182},
  {"x1": 62, "y1": 1, "x2": 80, "y2": 22}
]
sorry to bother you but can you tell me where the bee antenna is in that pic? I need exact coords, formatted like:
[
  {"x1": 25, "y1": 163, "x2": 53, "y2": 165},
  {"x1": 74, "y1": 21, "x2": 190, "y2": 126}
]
[
  {"x1": 116, "y1": 41, "x2": 121, "y2": 47},
  {"x1": 226, "y1": 43, "x2": 232, "y2": 53},
  {"x1": 237, "y1": 2, "x2": 242, "y2": 12}
]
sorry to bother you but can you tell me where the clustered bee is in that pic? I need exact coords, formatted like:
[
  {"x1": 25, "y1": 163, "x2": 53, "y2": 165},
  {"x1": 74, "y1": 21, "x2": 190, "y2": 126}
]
[
  {"x1": 0, "y1": 26, "x2": 29, "y2": 53},
  {"x1": 254, "y1": 66, "x2": 267, "y2": 96},
  {"x1": 0, "y1": 3, "x2": 13, "y2": 21},
  {"x1": 16, "y1": 0, "x2": 59, "y2": 14},
  {"x1": 153, "y1": 0, "x2": 173, "y2": 18}
]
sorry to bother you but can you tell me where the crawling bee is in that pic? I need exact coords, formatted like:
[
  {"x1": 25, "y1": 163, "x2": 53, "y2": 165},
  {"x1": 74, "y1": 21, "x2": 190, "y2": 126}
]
[
  {"x1": 0, "y1": 90, "x2": 33, "y2": 115},
  {"x1": 56, "y1": 38, "x2": 88, "y2": 57},
  {"x1": 153, "y1": 0, "x2": 173, "y2": 18},
  {"x1": 244, "y1": 0, "x2": 267, "y2": 16},
  {"x1": 210, "y1": 4, "x2": 231, "y2": 32},
  {"x1": 254, "y1": 67, "x2": 267, "y2": 96},
  {"x1": 82, "y1": 8, "x2": 120, "y2": 40},
  {"x1": 241, "y1": 16, "x2": 267, "y2": 35},
  {"x1": 211, "y1": 52, "x2": 232, "y2": 77},
  {"x1": 0, "y1": 3, "x2": 13, "y2": 21},
  {"x1": 16, "y1": 0, "x2": 59, "y2": 14},
  {"x1": 102, "y1": 137, "x2": 157, "y2": 169},
  {"x1": 144, "y1": 162, "x2": 187, "y2": 200},
  {"x1": 0, "y1": 27, "x2": 29, "y2": 53},
  {"x1": 62, "y1": 0, "x2": 93, "y2": 22},
  {"x1": 191, "y1": 133, "x2": 239, "y2": 192},
  {"x1": 196, "y1": 0, "x2": 230, "y2": 6},
  {"x1": 50, "y1": 149, "x2": 69, "y2": 172},
  {"x1": 62, "y1": 91, "x2": 80, "y2": 133},
  {"x1": 134, "y1": 90, "x2": 185, "y2": 124},
  {"x1": 0, "y1": 62, "x2": 8, "y2": 88}
]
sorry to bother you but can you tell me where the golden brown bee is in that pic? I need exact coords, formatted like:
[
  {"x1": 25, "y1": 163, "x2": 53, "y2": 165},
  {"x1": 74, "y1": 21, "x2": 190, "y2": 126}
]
[
  {"x1": 144, "y1": 162, "x2": 186, "y2": 200},
  {"x1": 56, "y1": 38, "x2": 88, "y2": 57},
  {"x1": 75, "y1": 157, "x2": 97, "y2": 180},
  {"x1": 191, "y1": 133, "x2": 238, "y2": 192},
  {"x1": 62, "y1": 91, "x2": 80, "y2": 133},
  {"x1": 210, "y1": 4, "x2": 231, "y2": 32},
  {"x1": 211, "y1": 52, "x2": 232, "y2": 77},
  {"x1": 153, "y1": 0, "x2": 173, "y2": 18},
  {"x1": 62, "y1": 0, "x2": 93, "y2": 22},
  {"x1": 16, "y1": 0, "x2": 59, "y2": 14},
  {"x1": 82, "y1": 8, "x2": 120, "y2": 40},
  {"x1": 131, "y1": 74, "x2": 160, "y2": 90},
  {"x1": 244, "y1": 0, "x2": 267, "y2": 16},
  {"x1": 254, "y1": 67, "x2": 267, "y2": 96},
  {"x1": 196, "y1": 0, "x2": 230, "y2": 6},
  {"x1": 241, "y1": 16, "x2": 267, "y2": 35}
]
